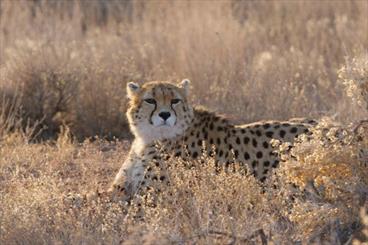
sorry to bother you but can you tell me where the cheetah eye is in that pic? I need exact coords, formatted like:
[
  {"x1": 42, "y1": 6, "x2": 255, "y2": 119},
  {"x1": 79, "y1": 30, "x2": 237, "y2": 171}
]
[
  {"x1": 144, "y1": 98, "x2": 156, "y2": 104},
  {"x1": 171, "y1": 99, "x2": 181, "y2": 105}
]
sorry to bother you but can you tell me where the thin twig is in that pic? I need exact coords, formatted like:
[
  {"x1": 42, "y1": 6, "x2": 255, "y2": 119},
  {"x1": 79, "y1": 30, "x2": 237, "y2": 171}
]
[{"x1": 353, "y1": 119, "x2": 368, "y2": 135}]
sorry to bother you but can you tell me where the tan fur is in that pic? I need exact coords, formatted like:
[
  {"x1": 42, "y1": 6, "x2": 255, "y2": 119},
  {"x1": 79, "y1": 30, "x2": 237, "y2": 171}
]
[{"x1": 110, "y1": 80, "x2": 315, "y2": 201}]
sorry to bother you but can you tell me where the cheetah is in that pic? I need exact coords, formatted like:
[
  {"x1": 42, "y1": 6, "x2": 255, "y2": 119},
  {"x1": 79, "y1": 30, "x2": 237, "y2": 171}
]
[{"x1": 110, "y1": 79, "x2": 315, "y2": 201}]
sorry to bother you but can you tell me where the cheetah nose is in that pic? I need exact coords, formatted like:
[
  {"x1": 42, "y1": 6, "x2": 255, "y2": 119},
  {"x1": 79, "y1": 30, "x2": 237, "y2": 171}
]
[{"x1": 159, "y1": 111, "x2": 171, "y2": 121}]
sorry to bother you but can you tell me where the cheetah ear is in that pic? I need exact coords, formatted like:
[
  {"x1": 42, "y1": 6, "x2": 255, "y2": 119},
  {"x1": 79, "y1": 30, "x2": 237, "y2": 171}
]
[
  {"x1": 178, "y1": 79, "x2": 190, "y2": 96},
  {"x1": 127, "y1": 82, "x2": 140, "y2": 99}
]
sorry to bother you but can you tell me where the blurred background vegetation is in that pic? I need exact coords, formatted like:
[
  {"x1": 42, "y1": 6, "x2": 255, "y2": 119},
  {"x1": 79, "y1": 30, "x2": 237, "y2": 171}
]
[{"x1": 0, "y1": 0, "x2": 367, "y2": 141}]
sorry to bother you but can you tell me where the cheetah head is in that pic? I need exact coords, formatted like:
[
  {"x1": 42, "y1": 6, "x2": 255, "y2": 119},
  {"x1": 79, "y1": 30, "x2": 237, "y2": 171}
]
[{"x1": 126, "y1": 79, "x2": 194, "y2": 144}]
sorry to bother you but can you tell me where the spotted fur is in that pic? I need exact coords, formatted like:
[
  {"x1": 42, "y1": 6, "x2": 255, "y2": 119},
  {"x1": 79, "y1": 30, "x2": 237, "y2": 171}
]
[{"x1": 110, "y1": 80, "x2": 315, "y2": 201}]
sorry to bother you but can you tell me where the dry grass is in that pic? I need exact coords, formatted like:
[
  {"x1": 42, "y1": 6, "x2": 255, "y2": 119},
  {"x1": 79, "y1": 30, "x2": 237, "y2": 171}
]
[
  {"x1": 0, "y1": 120, "x2": 367, "y2": 244},
  {"x1": 0, "y1": 0, "x2": 367, "y2": 244}
]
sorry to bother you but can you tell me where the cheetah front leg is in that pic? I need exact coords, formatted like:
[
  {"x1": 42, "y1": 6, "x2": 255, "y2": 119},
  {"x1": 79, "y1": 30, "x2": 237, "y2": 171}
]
[
  {"x1": 109, "y1": 140, "x2": 155, "y2": 202},
  {"x1": 109, "y1": 152, "x2": 147, "y2": 202},
  {"x1": 84, "y1": 149, "x2": 147, "y2": 210}
]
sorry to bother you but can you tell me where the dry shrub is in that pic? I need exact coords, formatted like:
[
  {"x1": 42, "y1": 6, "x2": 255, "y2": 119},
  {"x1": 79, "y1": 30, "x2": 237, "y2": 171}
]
[
  {"x1": 273, "y1": 54, "x2": 368, "y2": 240},
  {"x1": 135, "y1": 158, "x2": 267, "y2": 244},
  {"x1": 0, "y1": 96, "x2": 22, "y2": 141},
  {"x1": 273, "y1": 119, "x2": 367, "y2": 243},
  {"x1": 0, "y1": 95, "x2": 41, "y2": 144},
  {"x1": 339, "y1": 55, "x2": 368, "y2": 111},
  {"x1": 1, "y1": 37, "x2": 133, "y2": 140},
  {"x1": 0, "y1": 135, "x2": 131, "y2": 244}
]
